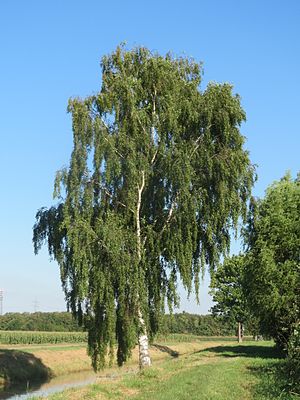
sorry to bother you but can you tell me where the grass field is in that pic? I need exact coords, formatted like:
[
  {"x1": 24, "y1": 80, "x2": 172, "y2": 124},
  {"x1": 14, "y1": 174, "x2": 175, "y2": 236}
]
[
  {"x1": 0, "y1": 336, "x2": 297, "y2": 399},
  {"x1": 31, "y1": 340, "x2": 298, "y2": 400},
  {"x1": 29, "y1": 340, "x2": 296, "y2": 400}
]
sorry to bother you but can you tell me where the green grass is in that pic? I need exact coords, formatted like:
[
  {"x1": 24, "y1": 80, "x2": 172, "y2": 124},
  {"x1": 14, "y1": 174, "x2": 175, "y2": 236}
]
[
  {"x1": 30, "y1": 340, "x2": 299, "y2": 400},
  {"x1": 119, "y1": 343, "x2": 282, "y2": 400}
]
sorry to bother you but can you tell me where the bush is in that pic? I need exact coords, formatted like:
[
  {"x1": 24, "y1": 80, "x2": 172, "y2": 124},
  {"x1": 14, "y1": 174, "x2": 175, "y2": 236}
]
[{"x1": 286, "y1": 323, "x2": 300, "y2": 394}]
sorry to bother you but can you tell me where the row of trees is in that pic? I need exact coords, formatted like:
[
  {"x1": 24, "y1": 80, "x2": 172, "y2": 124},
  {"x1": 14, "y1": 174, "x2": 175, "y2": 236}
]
[
  {"x1": 0, "y1": 312, "x2": 82, "y2": 332},
  {"x1": 0, "y1": 311, "x2": 238, "y2": 336},
  {"x1": 160, "y1": 313, "x2": 240, "y2": 336},
  {"x1": 210, "y1": 173, "x2": 300, "y2": 389}
]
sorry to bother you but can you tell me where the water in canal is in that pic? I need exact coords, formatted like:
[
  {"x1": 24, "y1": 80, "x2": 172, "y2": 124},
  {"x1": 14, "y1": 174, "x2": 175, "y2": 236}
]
[{"x1": 0, "y1": 370, "x2": 100, "y2": 399}]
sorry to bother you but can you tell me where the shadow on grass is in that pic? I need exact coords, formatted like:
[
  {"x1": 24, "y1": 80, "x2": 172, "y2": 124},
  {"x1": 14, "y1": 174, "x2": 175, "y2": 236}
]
[
  {"x1": 198, "y1": 344, "x2": 284, "y2": 359},
  {"x1": 0, "y1": 349, "x2": 52, "y2": 399},
  {"x1": 152, "y1": 344, "x2": 179, "y2": 358},
  {"x1": 199, "y1": 344, "x2": 299, "y2": 398}
]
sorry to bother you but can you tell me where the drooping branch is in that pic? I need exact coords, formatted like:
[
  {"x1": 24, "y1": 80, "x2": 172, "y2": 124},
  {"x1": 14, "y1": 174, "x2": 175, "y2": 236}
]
[
  {"x1": 161, "y1": 193, "x2": 179, "y2": 232},
  {"x1": 104, "y1": 137, "x2": 125, "y2": 159},
  {"x1": 189, "y1": 133, "x2": 205, "y2": 159},
  {"x1": 89, "y1": 179, "x2": 134, "y2": 213}
]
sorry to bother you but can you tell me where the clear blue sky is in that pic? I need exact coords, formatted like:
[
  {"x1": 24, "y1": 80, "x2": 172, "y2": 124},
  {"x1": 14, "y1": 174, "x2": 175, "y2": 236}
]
[{"x1": 0, "y1": 0, "x2": 299, "y2": 314}]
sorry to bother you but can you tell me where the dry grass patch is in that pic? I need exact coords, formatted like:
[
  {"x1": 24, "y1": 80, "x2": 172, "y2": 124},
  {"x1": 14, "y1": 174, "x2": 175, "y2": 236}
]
[
  {"x1": 33, "y1": 348, "x2": 92, "y2": 375},
  {"x1": 29, "y1": 340, "x2": 227, "y2": 378}
]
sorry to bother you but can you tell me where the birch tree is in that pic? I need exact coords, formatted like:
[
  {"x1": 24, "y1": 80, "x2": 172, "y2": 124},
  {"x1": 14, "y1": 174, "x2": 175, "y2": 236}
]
[{"x1": 33, "y1": 45, "x2": 255, "y2": 370}]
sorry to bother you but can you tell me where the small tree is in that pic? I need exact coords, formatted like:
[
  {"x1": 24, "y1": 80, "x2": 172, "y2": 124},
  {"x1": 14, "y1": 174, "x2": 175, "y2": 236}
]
[
  {"x1": 33, "y1": 45, "x2": 255, "y2": 370},
  {"x1": 210, "y1": 254, "x2": 254, "y2": 342}
]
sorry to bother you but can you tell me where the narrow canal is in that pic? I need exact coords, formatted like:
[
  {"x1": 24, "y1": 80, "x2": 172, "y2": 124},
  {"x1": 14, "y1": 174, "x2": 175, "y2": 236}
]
[{"x1": 0, "y1": 370, "x2": 99, "y2": 399}]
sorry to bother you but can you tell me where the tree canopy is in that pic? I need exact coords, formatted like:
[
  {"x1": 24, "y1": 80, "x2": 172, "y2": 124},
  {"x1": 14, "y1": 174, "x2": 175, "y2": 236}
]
[
  {"x1": 244, "y1": 172, "x2": 300, "y2": 349},
  {"x1": 33, "y1": 45, "x2": 255, "y2": 370},
  {"x1": 210, "y1": 254, "x2": 258, "y2": 342},
  {"x1": 211, "y1": 255, "x2": 247, "y2": 322}
]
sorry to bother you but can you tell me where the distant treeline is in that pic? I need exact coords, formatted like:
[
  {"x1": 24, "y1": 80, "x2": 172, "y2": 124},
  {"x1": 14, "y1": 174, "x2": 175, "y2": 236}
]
[
  {"x1": 0, "y1": 312, "x2": 82, "y2": 332},
  {"x1": 0, "y1": 312, "x2": 240, "y2": 336},
  {"x1": 160, "y1": 313, "x2": 238, "y2": 336}
]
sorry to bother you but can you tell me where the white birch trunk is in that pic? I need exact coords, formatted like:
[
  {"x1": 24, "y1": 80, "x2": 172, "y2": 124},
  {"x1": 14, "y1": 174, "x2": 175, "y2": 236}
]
[
  {"x1": 136, "y1": 171, "x2": 151, "y2": 368},
  {"x1": 138, "y1": 310, "x2": 151, "y2": 368}
]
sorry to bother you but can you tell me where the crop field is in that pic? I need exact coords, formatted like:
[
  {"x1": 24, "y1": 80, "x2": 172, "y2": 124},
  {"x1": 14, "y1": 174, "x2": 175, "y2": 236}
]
[
  {"x1": 155, "y1": 333, "x2": 252, "y2": 343},
  {"x1": 0, "y1": 331, "x2": 243, "y2": 346},
  {"x1": 0, "y1": 330, "x2": 87, "y2": 345}
]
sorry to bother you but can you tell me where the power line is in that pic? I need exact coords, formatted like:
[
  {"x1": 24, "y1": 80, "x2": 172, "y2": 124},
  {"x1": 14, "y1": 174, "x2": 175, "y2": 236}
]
[{"x1": 33, "y1": 298, "x2": 39, "y2": 313}]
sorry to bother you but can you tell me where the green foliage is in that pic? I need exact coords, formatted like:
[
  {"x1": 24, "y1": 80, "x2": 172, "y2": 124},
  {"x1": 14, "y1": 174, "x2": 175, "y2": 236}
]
[
  {"x1": 159, "y1": 313, "x2": 237, "y2": 336},
  {"x1": 286, "y1": 323, "x2": 300, "y2": 394},
  {"x1": 0, "y1": 312, "x2": 82, "y2": 332},
  {"x1": 33, "y1": 45, "x2": 254, "y2": 370},
  {"x1": 210, "y1": 255, "x2": 247, "y2": 322},
  {"x1": 0, "y1": 330, "x2": 86, "y2": 345},
  {"x1": 210, "y1": 255, "x2": 259, "y2": 336},
  {"x1": 244, "y1": 173, "x2": 300, "y2": 350}
]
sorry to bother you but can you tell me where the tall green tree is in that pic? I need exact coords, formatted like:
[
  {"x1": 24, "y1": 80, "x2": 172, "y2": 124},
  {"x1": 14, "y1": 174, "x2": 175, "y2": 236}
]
[
  {"x1": 33, "y1": 45, "x2": 255, "y2": 370},
  {"x1": 210, "y1": 254, "x2": 257, "y2": 342},
  {"x1": 244, "y1": 173, "x2": 300, "y2": 349}
]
